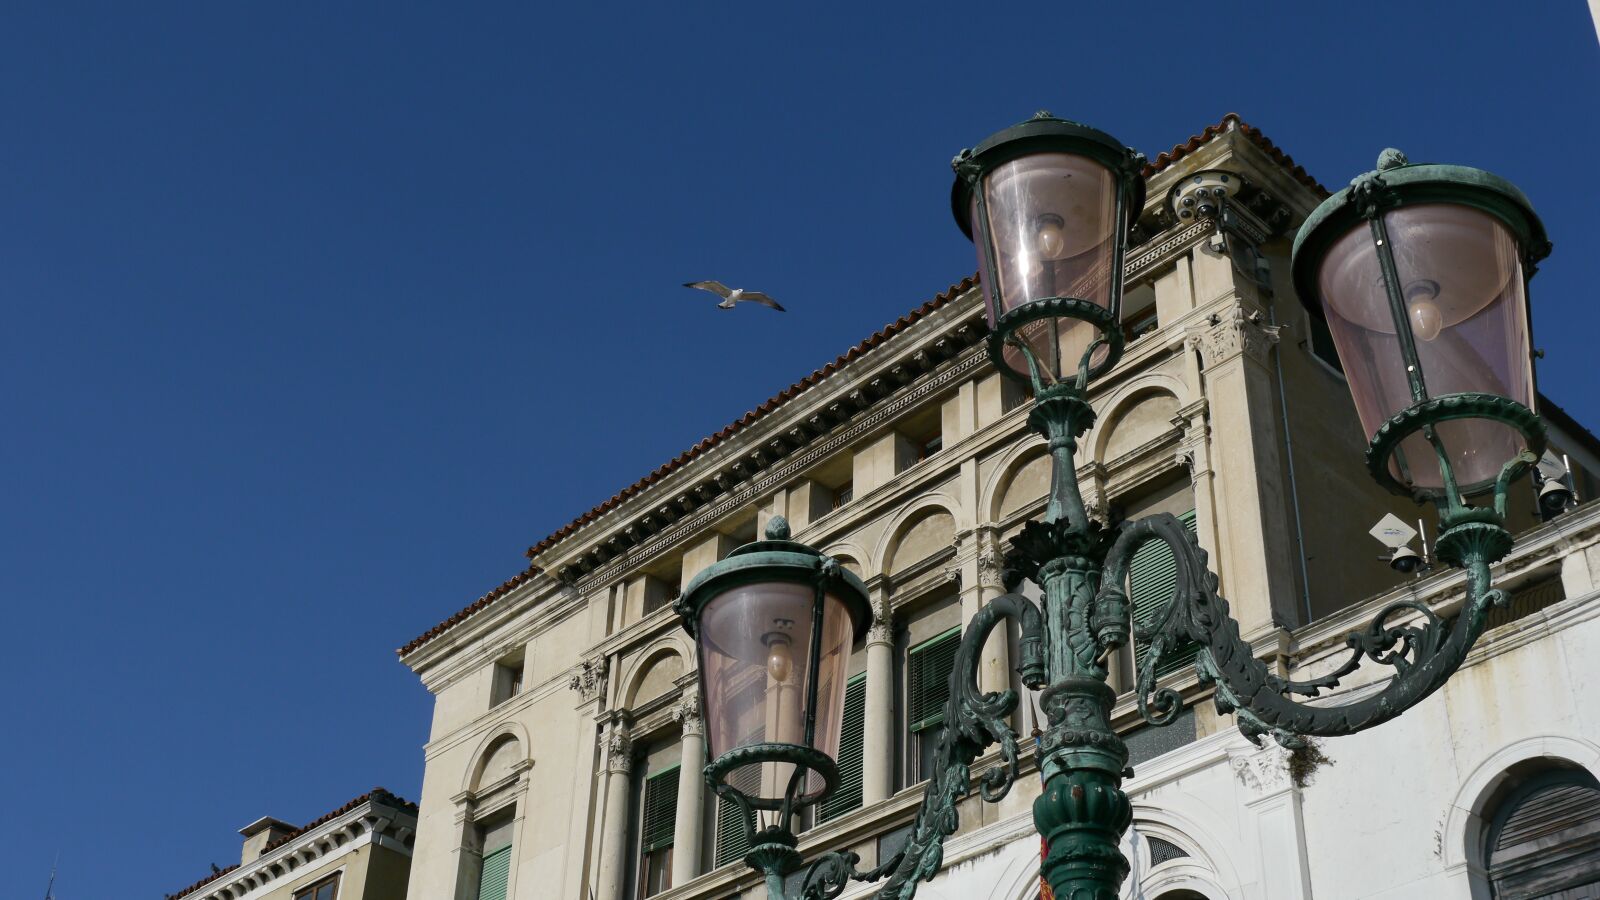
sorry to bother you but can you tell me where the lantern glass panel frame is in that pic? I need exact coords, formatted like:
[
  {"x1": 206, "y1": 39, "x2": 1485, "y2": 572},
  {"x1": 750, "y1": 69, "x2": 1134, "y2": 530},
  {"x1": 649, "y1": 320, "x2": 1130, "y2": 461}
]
[
  {"x1": 677, "y1": 520, "x2": 871, "y2": 823},
  {"x1": 952, "y1": 113, "x2": 1146, "y2": 390},
  {"x1": 1292, "y1": 153, "x2": 1550, "y2": 505}
]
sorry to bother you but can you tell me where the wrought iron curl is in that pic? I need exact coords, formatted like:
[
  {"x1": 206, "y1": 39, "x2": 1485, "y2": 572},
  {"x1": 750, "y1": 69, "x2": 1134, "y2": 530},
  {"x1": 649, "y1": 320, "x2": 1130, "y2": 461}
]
[
  {"x1": 856, "y1": 592, "x2": 1042, "y2": 899},
  {"x1": 1098, "y1": 511, "x2": 1510, "y2": 749}
]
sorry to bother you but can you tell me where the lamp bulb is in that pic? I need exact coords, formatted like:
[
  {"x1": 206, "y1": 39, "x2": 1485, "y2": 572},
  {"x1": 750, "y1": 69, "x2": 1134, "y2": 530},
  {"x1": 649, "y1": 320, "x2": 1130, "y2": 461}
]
[
  {"x1": 1404, "y1": 281, "x2": 1444, "y2": 342},
  {"x1": 1409, "y1": 300, "x2": 1443, "y2": 342},
  {"x1": 1034, "y1": 215, "x2": 1067, "y2": 260},
  {"x1": 766, "y1": 639, "x2": 792, "y2": 683}
]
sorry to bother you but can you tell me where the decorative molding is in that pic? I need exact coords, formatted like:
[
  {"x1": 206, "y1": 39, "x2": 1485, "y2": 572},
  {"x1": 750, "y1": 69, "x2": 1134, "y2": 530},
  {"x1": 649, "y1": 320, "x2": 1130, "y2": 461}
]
[
  {"x1": 568, "y1": 655, "x2": 609, "y2": 702},
  {"x1": 605, "y1": 725, "x2": 634, "y2": 775},
  {"x1": 1228, "y1": 743, "x2": 1292, "y2": 797},
  {"x1": 171, "y1": 795, "x2": 416, "y2": 900},
  {"x1": 571, "y1": 349, "x2": 990, "y2": 592},
  {"x1": 976, "y1": 541, "x2": 1005, "y2": 590},
  {"x1": 943, "y1": 562, "x2": 963, "y2": 587},
  {"x1": 1125, "y1": 220, "x2": 1214, "y2": 285},
  {"x1": 1194, "y1": 303, "x2": 1282, "y2": 368},
  {"x1": 671, "y1": 694, "x2": 702, "y2": 737}
]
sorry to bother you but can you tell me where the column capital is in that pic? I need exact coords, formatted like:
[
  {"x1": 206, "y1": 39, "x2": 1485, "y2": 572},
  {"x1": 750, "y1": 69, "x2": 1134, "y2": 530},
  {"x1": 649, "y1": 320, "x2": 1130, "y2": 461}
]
[
  {"x1": 568, "y1": 654, "x2": 609, "y2": 703},
  {"x1": 1228, "y1": 742, "x2": 1295, "y2": 799},
  {"x1": 603, "y1": 722, "x2": 634, "y2": 775},
  {"x1": 671, "y1": 694, "x2": 703, "y2": 736},
  {"x1": 1193, "y1": 302, "x2": 1281, "y2": 368}
]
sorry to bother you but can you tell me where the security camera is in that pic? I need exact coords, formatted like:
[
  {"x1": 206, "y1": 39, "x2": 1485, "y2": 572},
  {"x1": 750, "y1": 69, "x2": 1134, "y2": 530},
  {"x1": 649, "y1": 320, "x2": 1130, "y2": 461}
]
[
  {"x1": 1539, "y1": 478, "x2": 1574, "y2": 518},
  {"x1": 1370, "y1": 512, "x2": 1428, "y2": 576},
  {"x1": 1389, "y1": 546, "x2": 1424, "y2": 574}
]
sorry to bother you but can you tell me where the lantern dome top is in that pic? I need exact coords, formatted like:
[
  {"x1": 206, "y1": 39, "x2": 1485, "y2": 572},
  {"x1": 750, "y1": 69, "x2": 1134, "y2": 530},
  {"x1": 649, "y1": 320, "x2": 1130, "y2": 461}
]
[
  {"x1": 1292, "y1": 148, "x2": 1550, "y2": 317},
  {"x1": 676, "y1": 516, "x2": 871, "y2": 640},
  {"x1": 950, "y1": 111, "x2": 1147, "y2": 240}
]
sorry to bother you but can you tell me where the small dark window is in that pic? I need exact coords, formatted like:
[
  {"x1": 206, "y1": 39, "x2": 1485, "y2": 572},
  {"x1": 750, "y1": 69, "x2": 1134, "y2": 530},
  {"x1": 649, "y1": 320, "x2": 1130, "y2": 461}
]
[
  {"x1": 918, "y1": 435, "x2": 943, "y2": 461},
  {"x1": 1307, "y1": 313, "x2": 1343, "y2": 373},
  {"x1": 1002, "y1": 380, "x2": 1032, "y2": 413},
  {"x1": 643, "y1": 582, "x2": 679, "y2": 616},
  {"x1": 491, "y1": 653, "x2": 525, "y2": 708},
  {"x1": 832, "y1": 483, "x2": 853, "y2": 510},
  {"x1": 1124, "y1": 309, "x2": 1159, "y2": 343},
  {"x1": 293, "y1": 873, "x2": 340, "y2": 900}
]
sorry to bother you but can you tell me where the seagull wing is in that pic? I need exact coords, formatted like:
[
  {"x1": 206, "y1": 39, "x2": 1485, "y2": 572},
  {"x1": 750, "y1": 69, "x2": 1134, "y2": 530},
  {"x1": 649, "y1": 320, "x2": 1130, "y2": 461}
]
[
  {"x1": 684, "y1": 280, "x2": 733, "y2": 299},
  {"x1": 737, "y1": 291, "x2": 786, "y2": 312}
]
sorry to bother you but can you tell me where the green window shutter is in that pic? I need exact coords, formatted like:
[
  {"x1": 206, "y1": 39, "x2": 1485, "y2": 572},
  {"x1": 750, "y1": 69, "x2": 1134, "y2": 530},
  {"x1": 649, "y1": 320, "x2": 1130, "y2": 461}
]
[
  {"x1": 640, "y1": 767, "x2": 679, "y2": 853},
  {"x1": 714, "y1": 763, "x2": 760, "y2": 867},
  {"x1": 477, "y1": 845, "x2": 511, "y2": 900},
  {"x1": 817, "y1": 673, "x2": 867, "y2": 823},
  {"x1": 1131, "y1": 510, "x2": 1200, "y2": 677},
  {"x1": 907, "y1": 627, "x2": 960, "y2": 733}
]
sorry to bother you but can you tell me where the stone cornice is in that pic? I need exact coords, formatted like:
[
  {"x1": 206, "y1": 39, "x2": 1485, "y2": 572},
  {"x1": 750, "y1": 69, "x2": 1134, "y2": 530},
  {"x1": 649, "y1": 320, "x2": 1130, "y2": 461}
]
[{"x1": 173, "y1": 796, "x2": 417, "y2": 900}]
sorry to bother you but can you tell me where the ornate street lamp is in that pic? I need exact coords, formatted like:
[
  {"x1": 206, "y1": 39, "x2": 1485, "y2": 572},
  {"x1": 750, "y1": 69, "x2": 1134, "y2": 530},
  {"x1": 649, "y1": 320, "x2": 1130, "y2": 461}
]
[
  {"x1": 1291, "y1": 148, "x2": 1549, "y2": 534},
  {"x1": 677, "y1": 119, "x2": 1552, "y2": 900},
  {"x1": 675, "y1": 517, "x2": 873, "y2": 895}
]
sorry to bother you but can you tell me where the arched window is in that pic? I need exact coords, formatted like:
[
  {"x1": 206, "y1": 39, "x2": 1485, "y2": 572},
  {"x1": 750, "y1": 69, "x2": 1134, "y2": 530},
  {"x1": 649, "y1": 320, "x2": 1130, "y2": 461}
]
[{"x1": 1484, "y1": 766, "x2": 1600, "y2": 898}]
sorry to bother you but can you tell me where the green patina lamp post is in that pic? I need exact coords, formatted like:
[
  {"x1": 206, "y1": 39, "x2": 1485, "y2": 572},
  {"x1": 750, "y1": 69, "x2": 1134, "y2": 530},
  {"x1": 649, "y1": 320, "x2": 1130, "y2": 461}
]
[{"x1": 676, "y1": 114, "x2": 1552, "y2": 900}]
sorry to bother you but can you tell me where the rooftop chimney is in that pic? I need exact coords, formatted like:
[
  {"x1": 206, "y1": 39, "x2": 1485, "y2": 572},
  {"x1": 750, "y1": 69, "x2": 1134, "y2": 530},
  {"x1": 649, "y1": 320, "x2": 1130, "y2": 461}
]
[{"x1": 238, "y1": 816, "x2": 298, "y2": 864}]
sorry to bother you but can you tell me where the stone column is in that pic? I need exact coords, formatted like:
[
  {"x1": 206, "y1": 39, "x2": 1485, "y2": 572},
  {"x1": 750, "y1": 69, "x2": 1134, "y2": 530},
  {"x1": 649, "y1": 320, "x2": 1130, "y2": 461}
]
[
  {"x1": 670, "y1": 695, "x2": 705, "y2": 884},
  {"x1": 595, "y1": 721, "x2": 634, "y2": 900},
  {"x1": 862, "y1": 580, "x2": 896, "y2": 804}
]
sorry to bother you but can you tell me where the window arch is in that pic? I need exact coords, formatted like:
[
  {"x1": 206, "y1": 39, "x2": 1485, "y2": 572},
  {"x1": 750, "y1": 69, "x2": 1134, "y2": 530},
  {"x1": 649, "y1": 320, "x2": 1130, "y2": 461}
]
[{"x1": 1483, "y1": 765, "x2": 1600, "y2": 898}]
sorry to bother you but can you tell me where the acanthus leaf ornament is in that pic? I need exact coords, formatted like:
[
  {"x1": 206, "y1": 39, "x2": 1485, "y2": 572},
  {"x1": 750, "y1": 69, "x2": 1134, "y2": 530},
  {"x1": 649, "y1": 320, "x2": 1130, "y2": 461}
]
[{"x1": 568, "y1": 655, "x2": 609, "y2": 702}]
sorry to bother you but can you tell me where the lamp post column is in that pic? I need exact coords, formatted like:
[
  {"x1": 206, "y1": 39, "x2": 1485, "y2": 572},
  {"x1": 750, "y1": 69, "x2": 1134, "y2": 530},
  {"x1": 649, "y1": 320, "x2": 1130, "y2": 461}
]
[
  {"x1": 596, "y1": 721, "x2": 634, "y2": 900},
  {"x1": 671, "y1": 695, "x2": 705, "y2": 884},
  {"x1": 1033, "y1": 552, "x2": 1131, "y2": 900}
]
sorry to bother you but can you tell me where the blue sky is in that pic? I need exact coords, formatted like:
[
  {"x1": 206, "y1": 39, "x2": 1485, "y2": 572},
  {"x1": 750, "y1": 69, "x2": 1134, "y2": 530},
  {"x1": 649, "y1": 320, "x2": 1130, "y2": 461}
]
[{"x1": 2, "y1": 2, "x2": 1596, "y2": 895}]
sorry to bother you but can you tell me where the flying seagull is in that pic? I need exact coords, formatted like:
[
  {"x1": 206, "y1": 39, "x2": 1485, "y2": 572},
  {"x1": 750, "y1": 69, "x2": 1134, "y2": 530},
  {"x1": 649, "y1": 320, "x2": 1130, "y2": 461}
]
[{"x1": 683, "y1": 280, "x2": 786, "y2": 312}]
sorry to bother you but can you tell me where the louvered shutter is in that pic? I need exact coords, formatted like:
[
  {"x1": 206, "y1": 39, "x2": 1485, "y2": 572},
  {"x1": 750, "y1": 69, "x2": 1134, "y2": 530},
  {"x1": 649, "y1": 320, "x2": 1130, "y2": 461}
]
[
  {"x1": 908, "y1": 628, "x2": 960, "y2": 733},
  {"x1": 477, "y1": 845, "x2": 511, "y2": 900},
  {"x1": 1130, "y1": 510, "x2": 1200, "y2": 677},
  {"x1": 817, "y1": 674, "x2": 867, "y2": 822},
  {"x1": 714, "y1": 762, "x2": 761, "y2": 867},
  {"x1": 640, "y1": 767, "x2": 679, "y2": 854}
]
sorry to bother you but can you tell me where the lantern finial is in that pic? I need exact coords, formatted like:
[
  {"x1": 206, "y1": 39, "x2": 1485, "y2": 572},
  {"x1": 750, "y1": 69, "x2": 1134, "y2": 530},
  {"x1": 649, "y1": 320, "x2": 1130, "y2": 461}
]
[
  {"x1": 1377, "y1": 148, "x2": 1409, "y2": 171},
  {"x1": 765, "y1": 516, "x2": 791, "y2": 541}
]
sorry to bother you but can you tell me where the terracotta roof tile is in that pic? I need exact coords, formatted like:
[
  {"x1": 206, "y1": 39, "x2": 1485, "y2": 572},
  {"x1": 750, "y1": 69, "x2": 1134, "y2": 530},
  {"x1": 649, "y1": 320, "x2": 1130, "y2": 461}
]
[
  {"x1": 166, "y1": 788, "x2": 417, "y2": 899},
  {"x1": 399, "y1": 115, "x2": 1330, "y2": 659},
  {"x1": 1144, "y1": 113, "x2": 1329, "y2": 198}
]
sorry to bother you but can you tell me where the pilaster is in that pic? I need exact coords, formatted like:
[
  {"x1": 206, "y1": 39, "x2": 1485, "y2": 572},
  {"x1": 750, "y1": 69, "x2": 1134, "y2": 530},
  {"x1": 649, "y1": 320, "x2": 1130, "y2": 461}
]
[{"x1": 1189, "y1": 293, "x2": 1299, "y2": 636}]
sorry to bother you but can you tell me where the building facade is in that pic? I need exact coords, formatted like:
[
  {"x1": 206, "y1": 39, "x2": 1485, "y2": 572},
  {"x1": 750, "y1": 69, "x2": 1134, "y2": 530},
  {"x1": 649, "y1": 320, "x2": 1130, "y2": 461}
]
[
  {"x1": 167, "y1": 788, "x2": 417, "y2": 900},
  {"x1": 397, "y1": 116, "x2": 1600, "y2": 900}
]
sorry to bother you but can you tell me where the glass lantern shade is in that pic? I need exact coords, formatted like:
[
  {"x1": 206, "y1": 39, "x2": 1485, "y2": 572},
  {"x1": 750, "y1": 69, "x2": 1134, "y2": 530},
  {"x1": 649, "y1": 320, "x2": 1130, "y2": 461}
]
[
  {"x1": 697, "y1": 581, "x2": 854, "y2": 804},
  {"x1": 973, "y1": 153, "x2": 1119, "y2": 382},
  {"x1": 952, "y1": 113, "x2": 1145, "y2": 387},
  {"x1": 677, "y1": 517, "x2": 872, "y2": 816},
  {"x1": 1317, "y1": 204, "x2": 1533, "y2": 493},
  {"x1": 1293, "y1": 151, "x2": 1549, "y2": 502}
]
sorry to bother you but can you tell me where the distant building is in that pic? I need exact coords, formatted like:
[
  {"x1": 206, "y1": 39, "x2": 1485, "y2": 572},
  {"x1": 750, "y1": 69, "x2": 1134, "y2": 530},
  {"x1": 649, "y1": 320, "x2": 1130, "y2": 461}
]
[
  {"x1": 166, "y1": 788, "x2": 416, "y2": 900},
  {"x1": 396, "y1": 116, "x2": 1600, "y2": 899}
]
